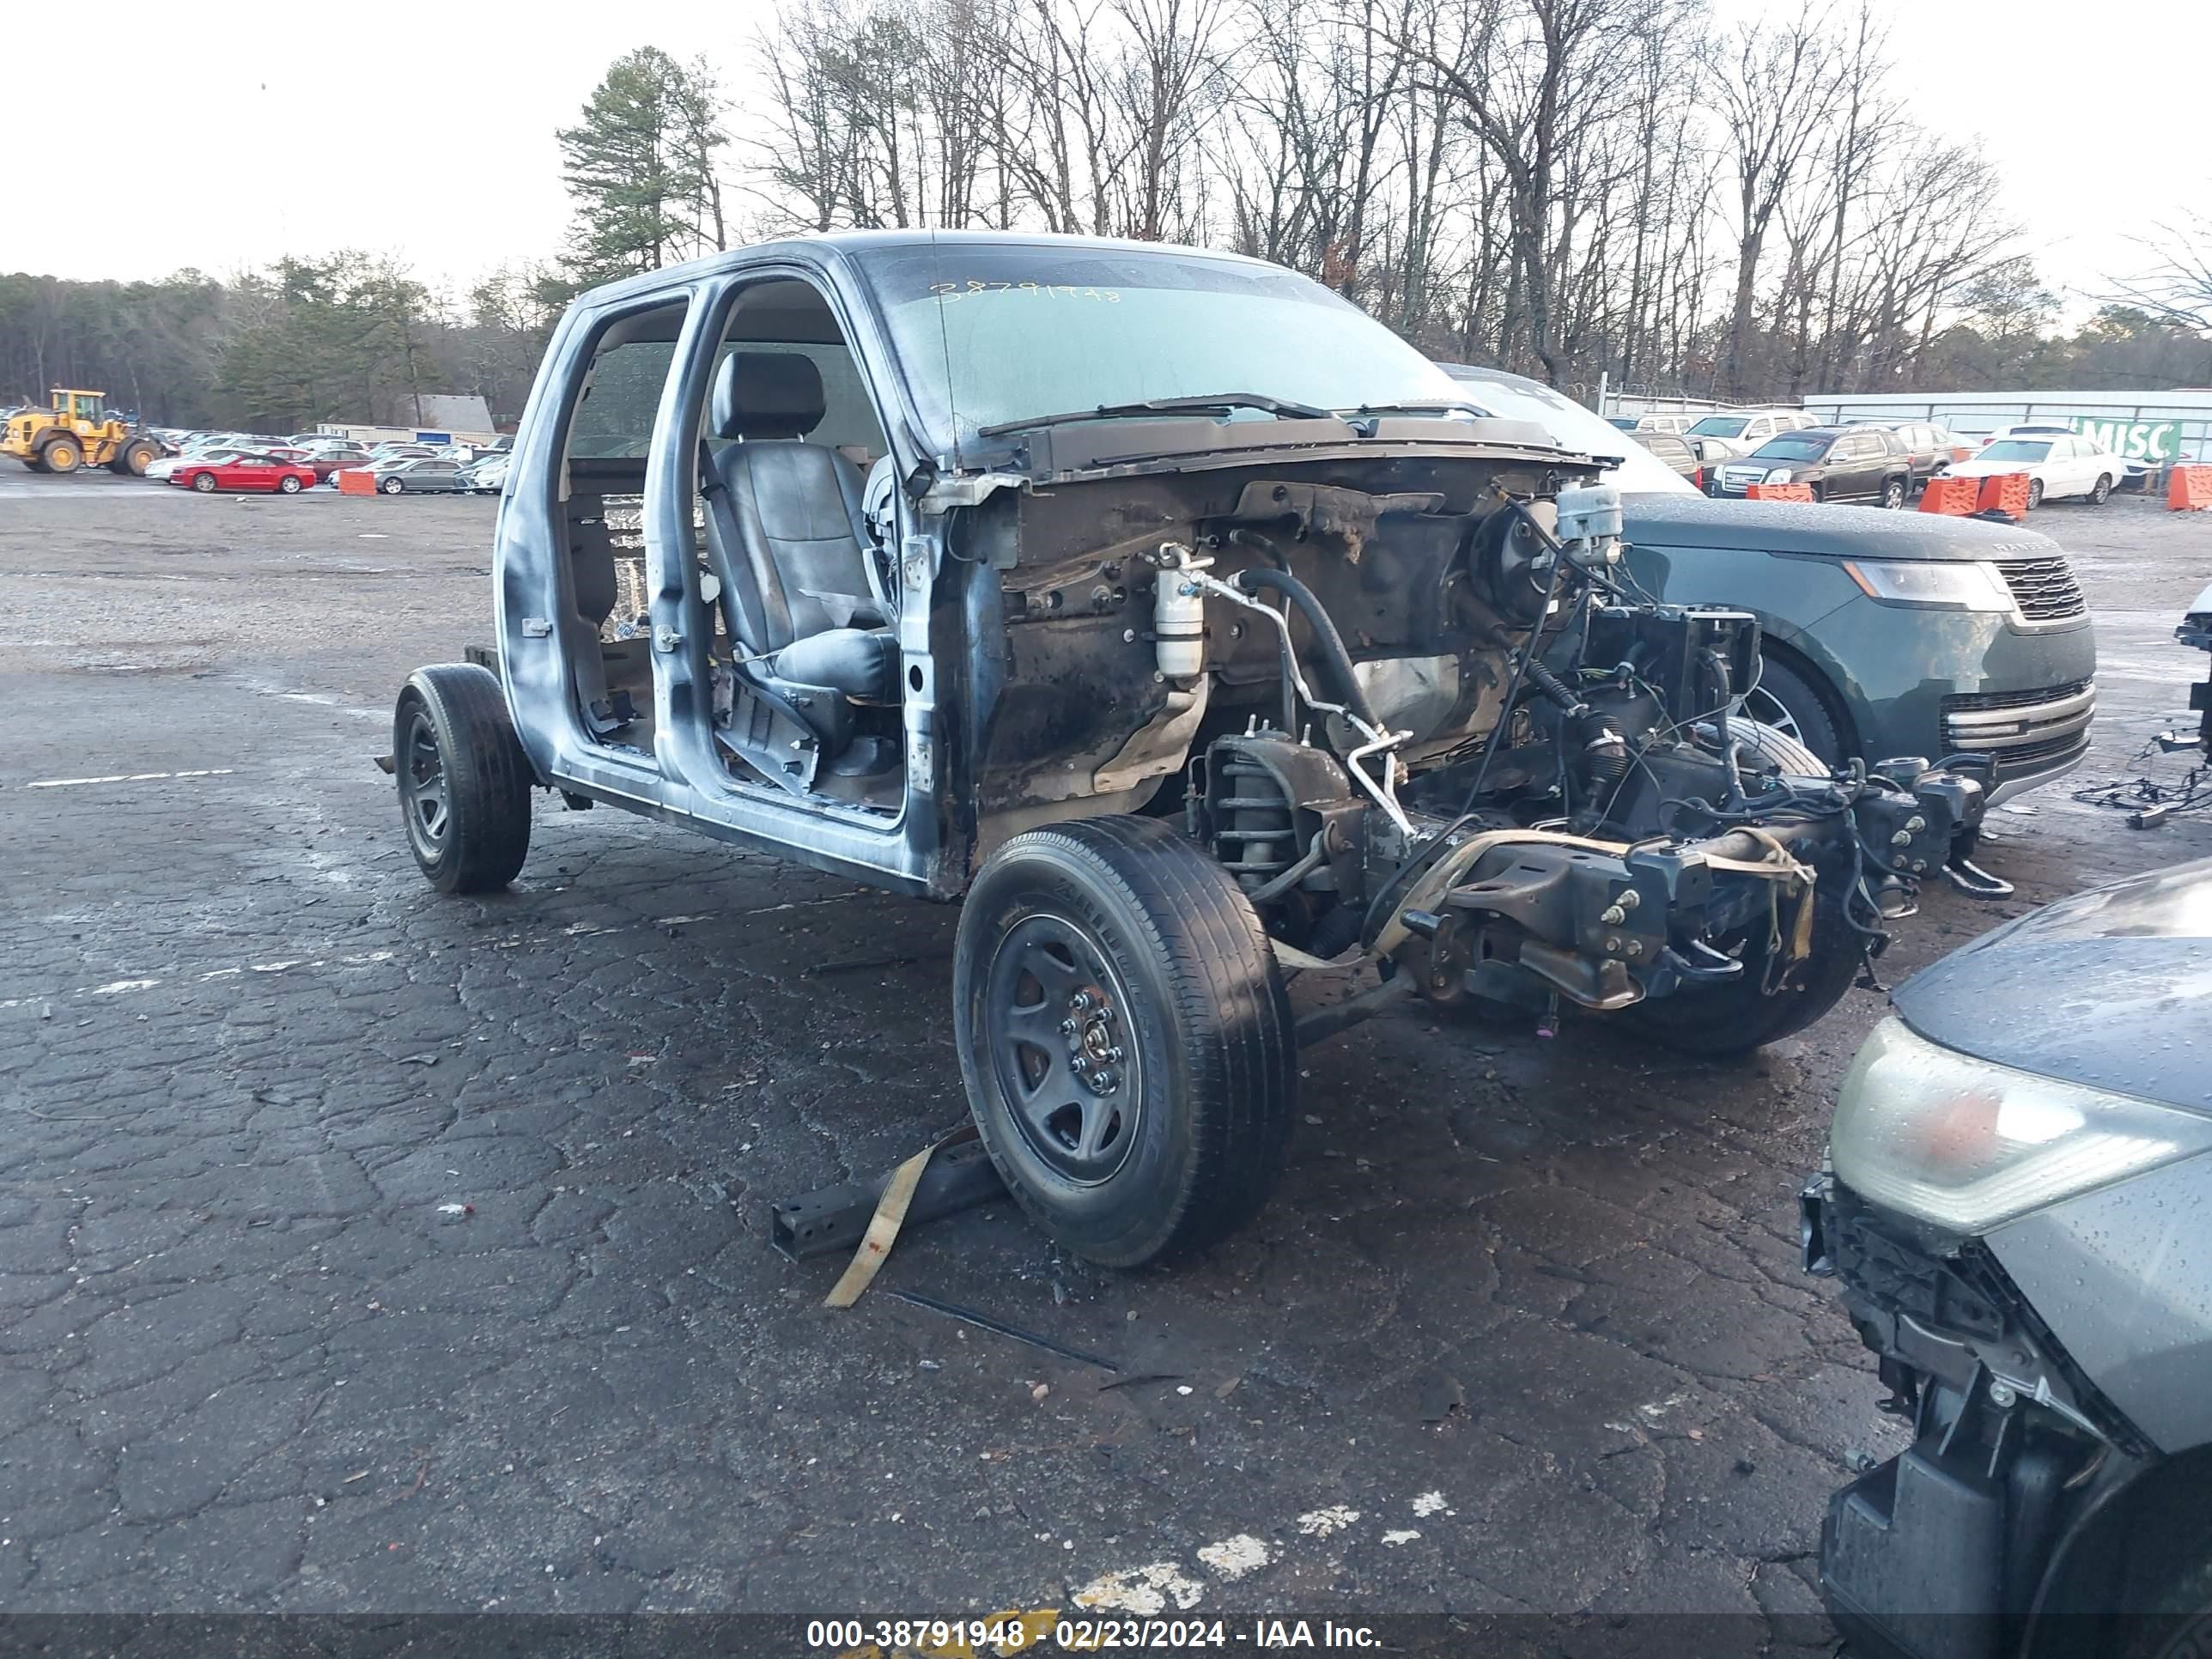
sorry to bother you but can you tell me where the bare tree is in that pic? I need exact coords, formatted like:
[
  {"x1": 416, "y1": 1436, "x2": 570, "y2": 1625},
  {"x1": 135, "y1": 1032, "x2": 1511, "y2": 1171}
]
[
  {"x1": 725, "y1": 0, "x2": 2027, "y2": 399},
  {"x1": 2106, "y1": 211, "x2": 2212, "y2": 331},
  {"x1": 1704, "y1": 9, "x2": 1837, "y2": 397},
  {"x1": 1098, "y1": 0, "x2": 1231, "y2": 240}
]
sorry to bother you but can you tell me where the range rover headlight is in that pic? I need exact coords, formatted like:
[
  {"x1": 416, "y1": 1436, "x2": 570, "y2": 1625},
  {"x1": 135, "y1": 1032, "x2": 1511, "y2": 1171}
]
[
  {"x1": 1831, "y1": 1018, "x2": 2212, "y2": 1232},
  {"x1": 1842, "y1": 559, "x2": 2014, "y2": 611}
]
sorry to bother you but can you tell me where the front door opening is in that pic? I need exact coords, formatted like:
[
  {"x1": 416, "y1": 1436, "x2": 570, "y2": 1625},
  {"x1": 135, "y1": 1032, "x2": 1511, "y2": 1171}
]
[{"x1": 691, "y1": 277, "x2": 903, "y2": 811}]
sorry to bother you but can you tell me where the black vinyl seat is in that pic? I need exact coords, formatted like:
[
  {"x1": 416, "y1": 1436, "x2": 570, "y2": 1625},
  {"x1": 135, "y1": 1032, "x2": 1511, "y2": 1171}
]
[{"x1": 699, "y1": 350, "x2": 897, "y2": 711}]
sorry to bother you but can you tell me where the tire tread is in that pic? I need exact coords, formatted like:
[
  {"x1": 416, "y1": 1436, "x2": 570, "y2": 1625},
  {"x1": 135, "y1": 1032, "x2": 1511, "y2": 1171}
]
[
  {"x1": 398, "y1": 664, "x2": 533, "y2": 893},
  {"x1": 1618, "y1": 875, "x2": 1860, "y2": 1055},
  {"x1": 961, "y1": 815, "x2": 1294, "y2": 1265}
]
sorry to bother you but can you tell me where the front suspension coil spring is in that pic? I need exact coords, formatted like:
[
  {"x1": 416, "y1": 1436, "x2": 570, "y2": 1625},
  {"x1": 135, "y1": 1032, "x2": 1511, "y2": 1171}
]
[{"x1": 1212, "y1": 756, "x2": 1297, "y2": 890}]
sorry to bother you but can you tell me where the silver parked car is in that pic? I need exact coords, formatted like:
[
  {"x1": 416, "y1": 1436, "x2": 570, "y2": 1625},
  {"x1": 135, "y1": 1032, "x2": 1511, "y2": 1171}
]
[
  {"x1": 458, "y1": 453, "x2": 509, "y2": 495},
  {"x1": 368, "y1": 456, "x2": 470, "y2": 495},
  {"x1": 1803, "y1": 859, "x2": 2212, "y2": 1657}
]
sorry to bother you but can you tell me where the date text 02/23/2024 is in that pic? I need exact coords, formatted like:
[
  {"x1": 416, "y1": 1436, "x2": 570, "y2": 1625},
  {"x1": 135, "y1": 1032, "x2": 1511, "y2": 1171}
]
[{"x1": 817, "y1": 1616, "x2": 1383, "y2": 1653}]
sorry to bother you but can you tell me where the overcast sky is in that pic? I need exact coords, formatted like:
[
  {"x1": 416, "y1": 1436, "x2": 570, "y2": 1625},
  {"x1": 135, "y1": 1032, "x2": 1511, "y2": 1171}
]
[{"x1": 5, "y1": 0, "x2": 2185, "y2": 318}]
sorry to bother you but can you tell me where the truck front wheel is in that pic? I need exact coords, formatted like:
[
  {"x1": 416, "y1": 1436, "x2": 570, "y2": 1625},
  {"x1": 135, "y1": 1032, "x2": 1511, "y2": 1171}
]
[
  {"x1": 955, "y1": 816, "x2": 1296, "y2": 1267},
  {"x1": 1615, "y1": 716, "x2": 1860, "y2": 1054},
  {"x1": 392, "y1": 664, "x2": 534, "y2": 894},
  {"x1": 1616, "y1": 877, "x2": 1861, "y2": 1056}
]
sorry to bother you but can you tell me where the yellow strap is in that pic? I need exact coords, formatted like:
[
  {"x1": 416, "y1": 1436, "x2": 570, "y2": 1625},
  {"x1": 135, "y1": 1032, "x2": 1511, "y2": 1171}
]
[
  {"x1": 1728, "y1": 828, "x2": 1819, "y2": 967},
  {"x1": 1738, "y1": 826, "x2": 1819, "y2": 886},
  {"x1": 823, "y1": 1139, "x2": 938, "y2": 1309},
  {"x1": 1377, "y1": 825, "x2": 1820, "y2": 963}
]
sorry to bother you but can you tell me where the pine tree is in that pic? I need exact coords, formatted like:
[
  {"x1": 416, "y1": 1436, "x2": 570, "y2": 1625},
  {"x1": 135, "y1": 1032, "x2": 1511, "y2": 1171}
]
[
  {"x1": 211, "y1": 254, "x2": 447, "y2": 430},
  {"x1": 556, "y1": 48, "x2": 727, "y2": 284}
]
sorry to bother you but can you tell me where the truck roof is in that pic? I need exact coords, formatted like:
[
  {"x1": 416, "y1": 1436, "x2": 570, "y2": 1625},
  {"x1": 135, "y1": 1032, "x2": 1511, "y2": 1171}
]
[{"x1": 575, "y1": 230, "x2": 1286, "y2": 306}]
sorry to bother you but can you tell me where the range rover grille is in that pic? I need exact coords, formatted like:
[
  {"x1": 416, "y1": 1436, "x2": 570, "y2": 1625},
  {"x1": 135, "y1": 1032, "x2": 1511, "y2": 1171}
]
[{"x1": 1994, "y1": 556, "x2": 2086, "y2": 622}]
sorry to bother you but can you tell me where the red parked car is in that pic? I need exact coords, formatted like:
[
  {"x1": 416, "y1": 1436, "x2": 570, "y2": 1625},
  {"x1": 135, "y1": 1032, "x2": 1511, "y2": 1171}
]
[{"x1": 169, "y1": 454, "x2": 319, "y2": 495}]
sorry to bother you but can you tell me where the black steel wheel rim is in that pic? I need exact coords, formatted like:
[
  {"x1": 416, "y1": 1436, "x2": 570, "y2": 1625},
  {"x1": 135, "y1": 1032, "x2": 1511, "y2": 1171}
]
[
  {"x1": 400, "y1": 708, "x2": 451, "y2": 854},
  {"x1": 983, "y1": 911, "x2": 1145, "y2": 1184}
]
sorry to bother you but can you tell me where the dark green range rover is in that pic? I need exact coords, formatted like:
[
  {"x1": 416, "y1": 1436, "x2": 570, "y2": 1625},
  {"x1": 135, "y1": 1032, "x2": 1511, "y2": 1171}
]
[{"x1": 1443, "y1": 367, "x2": 2098, "y2": 811}]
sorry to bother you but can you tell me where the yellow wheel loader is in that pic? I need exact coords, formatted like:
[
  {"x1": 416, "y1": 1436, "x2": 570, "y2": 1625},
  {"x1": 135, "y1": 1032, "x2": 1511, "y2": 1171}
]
[{"x1": 2, "y1": 389, "x2": 161, "y2": 476}]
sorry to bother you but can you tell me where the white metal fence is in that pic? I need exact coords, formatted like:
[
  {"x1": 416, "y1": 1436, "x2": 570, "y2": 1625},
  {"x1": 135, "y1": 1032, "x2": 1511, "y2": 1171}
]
[
  {"x1": 1798, "y1": 392, "x2": 2212, "y2": 465},
  {"x1": 1594, "y1": 383, "x2": 2212, "y2": 465}
]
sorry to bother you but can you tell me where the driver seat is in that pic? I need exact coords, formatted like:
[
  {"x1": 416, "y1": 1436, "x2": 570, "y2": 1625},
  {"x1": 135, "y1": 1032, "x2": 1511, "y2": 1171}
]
[{"x1": 699, "y1": 350, "x2": 898, "y2": 716}]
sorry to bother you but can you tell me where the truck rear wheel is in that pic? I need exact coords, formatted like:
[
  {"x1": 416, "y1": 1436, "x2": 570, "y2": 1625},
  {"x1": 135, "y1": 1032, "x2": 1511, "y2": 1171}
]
[
  {"x1": 954, "y1": 815, "x2": 1296, "y2": 1267},
  {"x1": 393, "y1": 665, "x2": 534, "y2": 894},
  {"x1": 41, "y1": 436, "x2": 82, "y2": 474}
]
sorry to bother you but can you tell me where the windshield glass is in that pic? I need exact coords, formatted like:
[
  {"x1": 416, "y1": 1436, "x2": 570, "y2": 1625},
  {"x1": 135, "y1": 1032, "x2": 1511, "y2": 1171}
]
[
  {"x1": 1688, "y1": 416, "x2": 1750, "y2": 437},
  {"x1": 1981, "y1": 441, "x2": 2051, "y2": 462},
  {"x1": 1442, "y1": 368, "x2": 1693, "y2": 495},
  {"x1": 1752, "y1": 434, "x2": 1832, "y2": 461},
  {"x1": 855, "y1": 242, "x2": 1468, "y2": 450}
]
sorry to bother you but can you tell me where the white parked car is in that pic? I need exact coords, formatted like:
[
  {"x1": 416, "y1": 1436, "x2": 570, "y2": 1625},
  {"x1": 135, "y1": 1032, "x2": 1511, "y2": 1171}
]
[
  {"x1": 1607, "y1": 411, "x2": 1697, "y2": 434},
  {"x1": 145, "y1": 446, "x2": 246, "y2": 481},
  {"x1": 1683, "y1": 408, "x2": 1820, "y2": 469},
  {"x1": 1942, "y1": 434, "x2": 2124, "y2": 507},
  {"x1": 1981, "y1": 422, "x2": 2075, "y2": 441},
  {"x1": 1977, "y1": 423, "x2": 2160, "y2": 490}
]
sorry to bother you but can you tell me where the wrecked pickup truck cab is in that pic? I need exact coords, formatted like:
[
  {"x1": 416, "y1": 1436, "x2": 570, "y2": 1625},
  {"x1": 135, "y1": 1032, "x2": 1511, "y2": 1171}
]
[{"x1": 391, "y1": 233, "x2": 1992, "y2": 1267}]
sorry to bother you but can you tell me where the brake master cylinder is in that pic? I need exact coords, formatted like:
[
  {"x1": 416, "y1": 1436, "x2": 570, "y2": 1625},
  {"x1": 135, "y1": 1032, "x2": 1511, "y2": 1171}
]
[{"x1": 1552, "y1": 483, "x2": 1624, "y2": 570}]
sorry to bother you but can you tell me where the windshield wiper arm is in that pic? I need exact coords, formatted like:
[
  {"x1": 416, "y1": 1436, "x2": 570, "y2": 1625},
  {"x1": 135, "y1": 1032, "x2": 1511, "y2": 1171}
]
[
  {"x1": 977, "y1": 392, "x2": 1336, "y2": 437},
  {"x1": 1335, "y1": 399, "x2": 1493, "y2": 418}
]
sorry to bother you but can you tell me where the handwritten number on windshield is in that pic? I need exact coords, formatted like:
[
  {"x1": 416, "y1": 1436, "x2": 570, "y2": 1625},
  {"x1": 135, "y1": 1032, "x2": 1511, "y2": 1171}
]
[{"x1": 929, "y1": 282, "x2": 1120, "y2": 303}]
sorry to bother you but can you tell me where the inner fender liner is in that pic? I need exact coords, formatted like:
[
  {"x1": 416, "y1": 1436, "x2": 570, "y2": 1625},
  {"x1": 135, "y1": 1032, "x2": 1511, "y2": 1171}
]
[{"x1": 1823, "y1": 1448, "x2": 2005, "y2": 1659}]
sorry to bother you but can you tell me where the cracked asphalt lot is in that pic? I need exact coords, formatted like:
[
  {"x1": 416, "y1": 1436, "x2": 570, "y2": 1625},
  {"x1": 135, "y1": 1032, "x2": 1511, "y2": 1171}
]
[{"x1": 3, "y1": 475, "x2": 2208, "y2": 1628}]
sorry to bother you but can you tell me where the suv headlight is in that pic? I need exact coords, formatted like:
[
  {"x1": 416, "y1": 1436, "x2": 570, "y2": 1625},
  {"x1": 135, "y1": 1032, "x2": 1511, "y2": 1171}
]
[
  {"x1": 1763, "y1": 467, "x2": 1794, "y2": 483},
  {"x1": 1842, "y1": 559, "x2": 2013, "y2": 611},
  {"x1": 1832, "y1": 1018, "x2": 2212, "y2": 1232}
]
